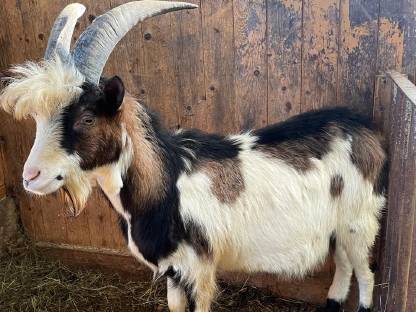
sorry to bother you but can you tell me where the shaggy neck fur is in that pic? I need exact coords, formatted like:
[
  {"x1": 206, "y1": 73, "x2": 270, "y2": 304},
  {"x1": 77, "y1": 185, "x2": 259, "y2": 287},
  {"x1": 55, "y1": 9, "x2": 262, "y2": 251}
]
[
  {"x1": 119, "y1": 96, "x2": 168, "y2": 205},
  {"x1": 112, "y1": 97, "x2": 191, "y2": 264}
]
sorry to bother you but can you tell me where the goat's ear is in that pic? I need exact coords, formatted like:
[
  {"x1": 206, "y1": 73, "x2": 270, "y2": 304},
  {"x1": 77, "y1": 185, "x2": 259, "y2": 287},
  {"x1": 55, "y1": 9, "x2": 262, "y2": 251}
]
[{"x1": 103, "y1": 76, "x2": 125, "y2": 115}]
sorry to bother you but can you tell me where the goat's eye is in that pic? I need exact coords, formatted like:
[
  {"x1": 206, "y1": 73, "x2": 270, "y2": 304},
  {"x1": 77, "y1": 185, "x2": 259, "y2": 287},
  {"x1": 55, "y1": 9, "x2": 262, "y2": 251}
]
[{"x1": 82, "y1": 116, "x2": 95, "y2": 126}]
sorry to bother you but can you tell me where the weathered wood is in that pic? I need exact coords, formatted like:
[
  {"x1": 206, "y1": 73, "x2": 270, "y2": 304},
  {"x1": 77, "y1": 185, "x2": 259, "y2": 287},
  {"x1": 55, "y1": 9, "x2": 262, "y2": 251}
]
[
  {"x1": 301, "y1": 0, "x2": 339, "y2": 111},
  {"x1": 201, "y1": 0, "x2": 238, "y2": 133},
  {"x1": 374, "y1": 71, "x2": 416, "y2": 312},
  {"x1": 267, "y1": 0, "x2": 302, "y2": 123},
  {"x1": 37, "y1": 242, "x2": 150, "y2": 278},
  {"x1": 170, "y1": 0, "x2": 206, "y2": 130},
  {"x1": 378, "y1": 0, "x2": 416, "y2": 82},
  {"x1": 337, "y1": 0, "x2": 379, "y2": 116},
  {"x1": 233, "y1": 0, "x2": 267, "y2": 129}
]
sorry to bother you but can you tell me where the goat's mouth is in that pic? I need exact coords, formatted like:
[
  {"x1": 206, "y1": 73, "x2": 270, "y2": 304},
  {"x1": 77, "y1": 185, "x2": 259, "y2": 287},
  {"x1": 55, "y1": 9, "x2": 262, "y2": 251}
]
[
  {"x1": 23, "y1": 174, "x2": 65, "y2": 195},
  {"x1": 24, "y1": 175, "x2": 85, "y2": 217}
]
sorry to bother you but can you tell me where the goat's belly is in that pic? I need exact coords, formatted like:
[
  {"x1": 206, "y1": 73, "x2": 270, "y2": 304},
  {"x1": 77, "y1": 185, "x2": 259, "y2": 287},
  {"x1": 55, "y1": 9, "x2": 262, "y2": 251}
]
[{"x1": 217, "y1": 214, "x2": 333, "y2": 277}]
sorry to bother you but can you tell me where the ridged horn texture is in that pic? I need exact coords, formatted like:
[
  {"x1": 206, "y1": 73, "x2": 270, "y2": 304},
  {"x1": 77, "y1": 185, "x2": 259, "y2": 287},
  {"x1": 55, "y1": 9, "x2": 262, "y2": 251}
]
[
  {"x1": 44, "y1": 3, "x2": 86, "y2": 60},
  {"x1": 71, "y1": 1, "x2": 198, "y2": 84}
]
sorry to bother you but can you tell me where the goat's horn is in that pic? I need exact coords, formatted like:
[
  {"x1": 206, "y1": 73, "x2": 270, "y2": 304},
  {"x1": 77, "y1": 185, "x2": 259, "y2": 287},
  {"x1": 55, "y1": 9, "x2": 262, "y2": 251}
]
[
  {"x1": 71, "y1": 0, "x2": 198, "y2": 84},
  {"x1": 44, "y1": 3, "x2": 86, "y2": 60}
]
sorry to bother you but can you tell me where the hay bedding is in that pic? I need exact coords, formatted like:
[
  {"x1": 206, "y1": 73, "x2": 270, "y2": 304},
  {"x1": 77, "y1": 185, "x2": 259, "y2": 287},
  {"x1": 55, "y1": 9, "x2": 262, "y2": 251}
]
[{"x1": 0, "y1": 239, "x2": 316, "y2": 312}]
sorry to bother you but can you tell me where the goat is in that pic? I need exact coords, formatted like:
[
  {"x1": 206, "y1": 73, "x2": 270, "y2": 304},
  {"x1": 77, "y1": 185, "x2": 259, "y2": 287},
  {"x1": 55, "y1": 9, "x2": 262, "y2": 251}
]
[{"x1": 0, "y1": 2, "x2": 386, "y2": 312}]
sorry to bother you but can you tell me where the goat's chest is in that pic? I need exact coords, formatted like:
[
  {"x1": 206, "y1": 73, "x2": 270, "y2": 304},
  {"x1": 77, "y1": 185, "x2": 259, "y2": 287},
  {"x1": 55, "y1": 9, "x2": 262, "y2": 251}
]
[{"x1": 105, "y1": 192, "x2": 158, "y2": 271}]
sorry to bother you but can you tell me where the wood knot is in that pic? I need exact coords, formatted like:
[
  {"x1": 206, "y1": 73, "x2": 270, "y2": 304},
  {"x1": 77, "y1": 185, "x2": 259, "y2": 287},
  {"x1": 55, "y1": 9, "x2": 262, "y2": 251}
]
[
  {"x1": 88, "y1": 14, "x2": 96, "y2": 23},
  {"x1": 285, "y1": 101, "x2": 292, "y2": 112},
  {"x1": 144, "y1": 33, "x2": 152, "y2": 40}
]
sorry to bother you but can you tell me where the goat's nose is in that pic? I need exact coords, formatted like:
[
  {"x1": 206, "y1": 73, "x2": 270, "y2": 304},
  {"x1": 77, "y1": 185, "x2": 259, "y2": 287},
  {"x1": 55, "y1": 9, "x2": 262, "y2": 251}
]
[{"x1": 23, "y1": 167, "x2": 41, "y2": 182}]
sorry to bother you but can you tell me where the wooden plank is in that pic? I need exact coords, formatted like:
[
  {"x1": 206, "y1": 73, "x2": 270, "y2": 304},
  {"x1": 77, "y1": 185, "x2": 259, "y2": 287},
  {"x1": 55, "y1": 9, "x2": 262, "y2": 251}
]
[
  {"x1": 267, "y1": 0, "x2": 302, "y2": 124},
  {"x1": 201, "y1": 0, "x2": 237, "y2": 133},
  {"x1": 170, "y1": 0, "x2": 206, "y2": 130},
  {"x1": 372, "y1": 74, "x2": 392, "y2": 309},
  {"x1": 139, "y1": 8, "x2": 181, "y2": 130},
  {"x1": 337, "y1": 0, "x2": 379, "y2": 116},
  {"x1": 375, "y1": 71, "x2": 416, "y2": 312},
  {"x1": 377, "y1": 0, "x2": 410, "y2": 75},
  {"x1": 373, "y1": 74, "x2": 393, "y2": 133},
  {"x1": 37, "y1": 242, "x2": 150, "y2": 279},
  {"x1": 301, "y1": 0, "x2": 339, "y2": 111},
  {"x1": 0, "y1": 0, "x2": 45, "y2": 243},
  {"x1": 378, "y1": 0, "x2": 416, "y2": 82},
  {"x1": 233, "y1": 0, "x2": 267, "y2": 130}
]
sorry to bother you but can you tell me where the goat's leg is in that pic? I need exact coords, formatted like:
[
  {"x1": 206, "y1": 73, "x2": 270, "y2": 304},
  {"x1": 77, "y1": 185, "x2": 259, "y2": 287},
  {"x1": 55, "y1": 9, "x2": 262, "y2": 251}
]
[
  {"x1": 167, "y1": 277, "x2": 187, "y2": 312},
  {"x1": 347, "y1": 247, "x2": 374, "y2": 312},
  {"x1": 318, "y1": 244, "x2": 353, "y2": 312},
  {"x1": 186, "y1": 264, "x2": 217, "y2": 312}
]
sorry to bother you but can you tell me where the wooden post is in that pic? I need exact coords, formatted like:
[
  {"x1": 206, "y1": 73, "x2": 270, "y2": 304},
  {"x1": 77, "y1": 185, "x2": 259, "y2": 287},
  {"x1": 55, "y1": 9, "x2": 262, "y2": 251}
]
[{"x1": 374, "y1": 71, "x2": 416, "y2": 312}]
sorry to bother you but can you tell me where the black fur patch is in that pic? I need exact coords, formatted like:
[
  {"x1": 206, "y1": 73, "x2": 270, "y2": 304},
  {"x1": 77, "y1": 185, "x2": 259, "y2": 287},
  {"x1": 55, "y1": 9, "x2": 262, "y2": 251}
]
[
  {"x1": 373, "y1": 159, "x2": 388, "y2": 195},
  {"x1": 174, "y1": 129, "x2": 241, "y2": 169},
  {"x1": 254, "y1": 108, "x2": 374, "y2": 170},
  {"x1": 254, "y1": 107, "x2": 373, "y2": 146},
  {"x1": 184, "y1": 220, "x2": 211, "y2": 257},
  {"x1": 357, "y1": 306, "x2": 371, "y2": 312}
]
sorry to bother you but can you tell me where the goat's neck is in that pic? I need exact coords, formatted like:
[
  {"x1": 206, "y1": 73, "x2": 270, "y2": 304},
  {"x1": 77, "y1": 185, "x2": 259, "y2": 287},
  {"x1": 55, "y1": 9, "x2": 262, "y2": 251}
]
[
  {"x1": 95, "y1": 97, "x2": 176, "y2": 212},
  {"x1": 121, "y1": 98, "x2": 173, "y2": 209}
]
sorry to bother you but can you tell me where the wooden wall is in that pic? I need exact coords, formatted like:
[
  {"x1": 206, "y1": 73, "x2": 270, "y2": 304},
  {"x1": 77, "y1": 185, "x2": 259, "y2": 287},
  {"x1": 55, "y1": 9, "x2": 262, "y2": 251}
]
[
  {"x1": 0, "y1": 0, "x2": 415, "y2": 307},
  {"x1": 373, "y1": 71, "x2": 416, "y2": 312}
]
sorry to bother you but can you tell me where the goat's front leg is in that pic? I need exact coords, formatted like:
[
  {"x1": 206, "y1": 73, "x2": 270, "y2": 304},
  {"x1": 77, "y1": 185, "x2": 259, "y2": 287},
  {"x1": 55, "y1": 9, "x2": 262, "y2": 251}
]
[
  {"x1": 167, "y1": 277, "x2": 187, "y2": 312},
  {"x1": 188, "y1": 263, "x2": 217, "y2": 312}
]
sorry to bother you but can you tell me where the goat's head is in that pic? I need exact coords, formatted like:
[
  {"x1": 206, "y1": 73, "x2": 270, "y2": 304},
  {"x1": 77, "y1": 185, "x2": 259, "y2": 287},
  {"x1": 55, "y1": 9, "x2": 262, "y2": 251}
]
[{"x1": 0, "y1": 1, "x2": 197, "y2": 215}]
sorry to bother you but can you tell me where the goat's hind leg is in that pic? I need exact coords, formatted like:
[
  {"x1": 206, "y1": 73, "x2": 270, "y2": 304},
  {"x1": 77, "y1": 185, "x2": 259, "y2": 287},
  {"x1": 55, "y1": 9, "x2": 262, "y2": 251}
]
[
  {"x1": 346, "y1": 244, "x2": 374, "y2": 312},
  {"x1": 317, "y1": 244, "x2": 353, "y2": 312}
]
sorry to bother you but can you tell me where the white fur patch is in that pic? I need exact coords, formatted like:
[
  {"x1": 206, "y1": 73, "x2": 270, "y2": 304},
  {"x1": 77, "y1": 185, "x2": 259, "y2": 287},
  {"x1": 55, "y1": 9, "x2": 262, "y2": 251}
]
[{"x1": 0, "y1": 57, "x2": 84, "y2": 119}]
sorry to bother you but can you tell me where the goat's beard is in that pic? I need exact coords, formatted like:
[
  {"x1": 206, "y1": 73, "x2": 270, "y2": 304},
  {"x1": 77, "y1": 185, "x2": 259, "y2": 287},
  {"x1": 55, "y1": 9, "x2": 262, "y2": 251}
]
[{"x1": 60, "y1": 170, "x2": 92, "y2": 217}]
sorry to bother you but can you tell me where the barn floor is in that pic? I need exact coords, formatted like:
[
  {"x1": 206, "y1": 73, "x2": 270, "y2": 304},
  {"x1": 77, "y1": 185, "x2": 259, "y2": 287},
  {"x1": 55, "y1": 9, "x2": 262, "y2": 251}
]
[{"x1": 0, "y1": 238, "x2": 317, "y2": 312}]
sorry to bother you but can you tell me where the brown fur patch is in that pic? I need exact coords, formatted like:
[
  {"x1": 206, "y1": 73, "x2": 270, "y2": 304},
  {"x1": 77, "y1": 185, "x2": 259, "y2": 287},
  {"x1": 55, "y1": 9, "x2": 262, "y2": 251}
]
[
  {"x1": 350, "y1": 129, "x2": 386, "y2": 187},
  {"x1": 257, "y1": 124, "x2": 344, "y2": 172},
  {"x1": 120, "y1": 95, "x2": 166, "y2": 205},
  {"x1": 200, "y1": 159, "x2": 245, "y2": 204},
  {"x1": 330, "y1": 175, "x2": 344, "y2": 198},
  {"x1": 76, "y1": 111, "x2": 123, "y2": 170}
]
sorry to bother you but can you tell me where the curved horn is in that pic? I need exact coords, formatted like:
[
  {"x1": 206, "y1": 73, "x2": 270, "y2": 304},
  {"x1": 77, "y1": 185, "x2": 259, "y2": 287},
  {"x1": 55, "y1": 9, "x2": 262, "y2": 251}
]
[
  {"x1": 71, "y1": 1, "x2": 198, "y2": 84},
  {"x1": 45, "y1": 3, "x2": 86, "y2": 60}
]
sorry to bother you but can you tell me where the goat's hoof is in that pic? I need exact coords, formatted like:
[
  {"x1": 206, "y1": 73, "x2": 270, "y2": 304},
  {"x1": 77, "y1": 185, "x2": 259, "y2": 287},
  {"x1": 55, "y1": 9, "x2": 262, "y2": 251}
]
[
  {"x1": 316, "y1": 299, "x2": 341, "y2": 312},
  {"x1": 357, "y1": 306, "x2": 371, "y2": 312}
]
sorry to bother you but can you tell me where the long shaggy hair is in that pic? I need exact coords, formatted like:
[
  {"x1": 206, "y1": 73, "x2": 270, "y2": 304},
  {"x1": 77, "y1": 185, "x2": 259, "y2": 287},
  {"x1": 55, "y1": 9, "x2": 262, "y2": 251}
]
[{"x1": 1, "y1": 57, "x2": 84, "y2": 119}]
